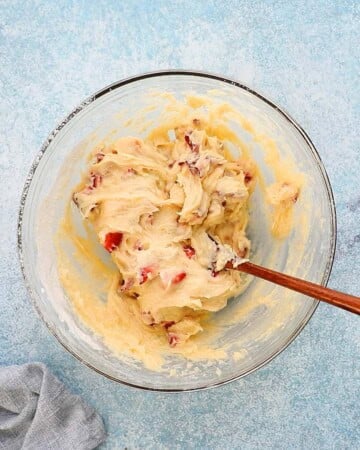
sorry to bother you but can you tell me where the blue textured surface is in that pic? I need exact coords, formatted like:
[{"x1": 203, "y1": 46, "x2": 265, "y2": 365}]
[{"x1": 1, "y1": 1, "x2": 359, "y2": 449}]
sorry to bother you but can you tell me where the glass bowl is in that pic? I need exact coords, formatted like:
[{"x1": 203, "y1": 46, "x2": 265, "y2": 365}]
[{"x1": 18, "y1": 71, "x2": 336, "y2": 391}]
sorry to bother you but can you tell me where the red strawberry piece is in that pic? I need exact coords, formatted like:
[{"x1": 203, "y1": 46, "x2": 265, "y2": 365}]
[
  {"x1": 161, "y1": 321, "x2": 176, "y2": 330},
  {"x1": 244, "y1": 172, "x2": 252, "y2": 184},
  {"x1": 184, "y1": 133, "x2": 192, "y2": 147},
  {"x1": 95, "y1": 152, "x2": 105, "y2": 163},
  {"x1": 90, "y1": 172, "x2": 102, "y2": 188},
  {"x1": 139, "y1": 266, "x2": 153, "y2": 284},
  {"x1": 184, "y1": 133, "x2": 200, "y2": 153},
  {"x1": 103, "y1": 232, "x2": 123, "y2": 252},
  {"x1": 172, "y1": 272, "x2": 186, "y2": 284},
  {"x1": 183, "y1": 245, "x2": 195, "y2": 259},
  {"x1": 120, "y1": 278, "x2": 135, "y2": 292},
  {"x1": 168, "y1": 333, "x2": 180, "y2": 347},
  {"x1": 186, "y1": 161, "x2": 200, "y2": 176}
]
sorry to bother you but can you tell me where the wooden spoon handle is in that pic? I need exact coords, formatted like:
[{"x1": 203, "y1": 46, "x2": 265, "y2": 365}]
[{"x1": 228, "y1": 261, "x2": 360, "y2": 315}]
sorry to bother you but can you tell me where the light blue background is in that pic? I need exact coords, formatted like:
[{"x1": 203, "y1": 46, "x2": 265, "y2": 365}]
[{"x1": 1, "y1": 1, "x2": 359, "y2": 448}]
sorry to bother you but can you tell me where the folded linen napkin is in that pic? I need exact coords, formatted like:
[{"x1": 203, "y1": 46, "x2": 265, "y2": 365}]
[{"x1": 0, "y1": 363, "x2": 106, "y2": 450}]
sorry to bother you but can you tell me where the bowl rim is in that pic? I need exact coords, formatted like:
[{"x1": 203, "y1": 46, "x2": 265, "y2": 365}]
[{"x1": 17, "y1": 70, "x2": 337, "y2": 392}]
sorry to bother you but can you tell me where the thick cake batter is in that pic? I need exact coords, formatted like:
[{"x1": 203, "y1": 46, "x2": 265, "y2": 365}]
[{"x1": 73, "y1": 121, "x2": 255, "y2": 348}]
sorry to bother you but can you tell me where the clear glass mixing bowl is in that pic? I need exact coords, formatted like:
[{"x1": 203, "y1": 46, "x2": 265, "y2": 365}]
[{"x1": 18, "y1": 71, "x2": 336, "y2": 391}]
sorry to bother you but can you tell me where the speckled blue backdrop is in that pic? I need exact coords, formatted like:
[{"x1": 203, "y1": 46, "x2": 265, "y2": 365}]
[{"x1": 1, "y1": 1, "x2": 359, "y2": 449}]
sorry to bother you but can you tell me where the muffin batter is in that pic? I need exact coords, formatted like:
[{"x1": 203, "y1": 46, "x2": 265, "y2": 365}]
[{"x1": 73, "y1": 122, "x2": 256, "y2": 348}]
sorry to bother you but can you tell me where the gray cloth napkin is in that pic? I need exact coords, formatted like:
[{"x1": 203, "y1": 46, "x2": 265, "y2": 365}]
[{"x1": 0, "y1": 363, "x2": 106, "y2": 450}]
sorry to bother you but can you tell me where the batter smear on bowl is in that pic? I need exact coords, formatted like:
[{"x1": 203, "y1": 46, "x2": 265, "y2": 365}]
[{"x1": 72, "y1": 120, "x2": 256, "y2": 349}]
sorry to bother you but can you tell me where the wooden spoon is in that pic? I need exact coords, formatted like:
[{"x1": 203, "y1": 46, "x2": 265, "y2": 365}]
[{"x1": 226, "y1": 261, "x2": 360, "y2": 315}]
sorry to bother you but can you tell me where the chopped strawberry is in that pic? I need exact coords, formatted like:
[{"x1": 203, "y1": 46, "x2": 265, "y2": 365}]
[
  {"x1": 103, "y1": 232, "x2": 123, "y2": 252},
  {"x1": 120, "y1": 278, "x2": 134, "y2": 292},
  {"x1": 161, "y1": 321, "x2": 175, "y2": 330},
  {"x1": 95, "y1": 152, "x2": 105, "y2": 163},
  {"x1": 184, "y1": 133, "x2": 192, "y2": 146},
  {"x1": 168, "y1": 333, "x2": 180, "y2": 347},
  {"x1": 244, "y1": 172, "x2": 253, "y2": 184},
  {"x1": 90, "y1": 172, "x2": 102, "y2": 188},
  {"x1": 139, "y1": 266, "x2": 153, "y2": 284},
  {"x1": 183, "y1": 245, "x2": 195, "y2": 259},
  {"x1": 160, "y1": 270, "x2": 187, "y2": 288},
  {"x1": 172, "y1": 272, "x2": 186, "y2": 284},
  {"x1": 186, "y1": 161, "x2": 200, "y2": 176},
  {"x1": 184, "y1": 132, "x2": 200, "y2": 153}
]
